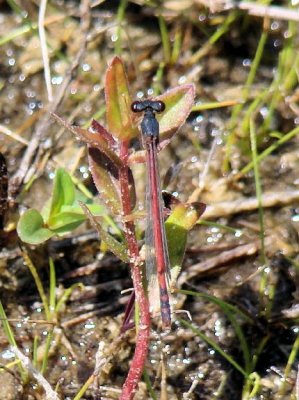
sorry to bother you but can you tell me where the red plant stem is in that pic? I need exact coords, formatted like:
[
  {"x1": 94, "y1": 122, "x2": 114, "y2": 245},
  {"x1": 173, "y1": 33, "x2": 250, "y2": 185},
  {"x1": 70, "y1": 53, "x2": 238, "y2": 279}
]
[{"x1": 119, "y1": 140, "x2": 151, "y2": 400}]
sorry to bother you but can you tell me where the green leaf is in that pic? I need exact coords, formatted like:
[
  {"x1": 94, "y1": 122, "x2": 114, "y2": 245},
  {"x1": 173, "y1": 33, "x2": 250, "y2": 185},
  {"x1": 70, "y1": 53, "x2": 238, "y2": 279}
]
[
  {"x1": 49, "y1": 168, "x2": 75, "y2": 220},
  {"x1": 17, "y1": 209, "x2": 55, "y2": 245},
  {"x1": 61, "y1": 204, "x2": 105, "y2": 216},
  {"x1": 157, "y1": 84, "x2": 195, "y2": 142},
  {"x1": 105, "y1": 56, "x2": 138, "y2": 140},
  {"x1": 166, "y1": 202, "x2": 205, "y2": 285},
  {"x1": 48, "y1": 211, "x2": 85, "y2": 231},
  {"x1": 49, "y1": 203, "x2": 106, "y2": 231},
  {"x1": 80, "y1": 202, "x2": 129, "y2": 263}
]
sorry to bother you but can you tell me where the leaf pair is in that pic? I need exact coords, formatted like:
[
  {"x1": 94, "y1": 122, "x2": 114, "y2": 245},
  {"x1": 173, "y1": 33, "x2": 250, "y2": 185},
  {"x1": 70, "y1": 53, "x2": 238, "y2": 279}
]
[{"x1": 17, "y1": 168, "x2": 105, "y2": 244}]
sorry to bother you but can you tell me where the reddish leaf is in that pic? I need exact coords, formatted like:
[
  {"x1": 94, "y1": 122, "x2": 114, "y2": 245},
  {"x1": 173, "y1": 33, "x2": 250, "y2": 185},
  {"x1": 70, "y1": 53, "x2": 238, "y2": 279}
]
[
  {"x1": 157, "y1": 84, "x2": 195, "y2": 142},
  {"x1": 52, "y1": 113, "x2": 122, "y2": 167},
  {"x1": 89, "y1": 147, "x2": 136, "y2": 215},
  {"x1": 91, "y1": 119, "x2": 117, "y2": 147},
  {"x1": 74, "y1": 126, "x2": 123, "y2": 168},
  {"x1": 89, "y1": 147, "x2": 122, "y2": 215},
  {"x1": 105, "y1": 57, "x2": 138, "y2": 140}
]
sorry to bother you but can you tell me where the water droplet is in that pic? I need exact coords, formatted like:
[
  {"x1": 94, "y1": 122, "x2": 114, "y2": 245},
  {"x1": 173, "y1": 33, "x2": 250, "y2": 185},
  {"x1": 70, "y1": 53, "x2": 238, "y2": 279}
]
[
  {"x1": 271, "y1": 21, "x2": 279, "y2": 30},
  {"x1": 6, "y1": 48, "x2": 13, "y2": 57},
  {"x1": 273, "y1": 39, "x2": 281, "y2": 48},
  {"x1": 84, "y1": 320, "x2": 95, "y2": 329},
  {"x1": 260, "y1": 107, "x2": 269, "y2": 118},
  {"x1": 235, "y1": 230, "x2": 242, "y2": 237},
  {"x1": 82, "y1": 63, "x2": 91, "y2": 72},
  {"x1": 243, "y1": 58, "x2": 251, "y2": 67},
  {"x1": 264, "y1": 266, "x2": 270, "y2": 274},
  {"x1": 1, "y1": 349, "x2": 15, "y2": 360},
  {"x1": 52, "y1": 76, "x2": 63, "y2": 85},
  {"x1": 283, "y1": 30, "x2": 292, "y2": 39}
]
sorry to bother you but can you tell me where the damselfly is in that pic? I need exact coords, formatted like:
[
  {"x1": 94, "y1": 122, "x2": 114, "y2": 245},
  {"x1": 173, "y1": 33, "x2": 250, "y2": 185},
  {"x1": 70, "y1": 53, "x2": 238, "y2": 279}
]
[{"x1": 131, "y1": 99, "x2": 171, "y2": 329}]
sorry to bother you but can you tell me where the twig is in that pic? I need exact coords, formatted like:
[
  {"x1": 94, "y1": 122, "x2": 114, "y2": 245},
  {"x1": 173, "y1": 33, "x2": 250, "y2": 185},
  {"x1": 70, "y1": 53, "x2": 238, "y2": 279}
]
[
  {"x1": 11, "y1": 346, "x2": 60, "y2": 400},
  {"x1": 9, "y1": 0, "x2": 91, "y2": 198},
  {"x1": 179, "y1": 240, "x2": 263, "y2": 285},
  {"x1": 38, "y1": 0, "x2": 53, "y2": 102},
  {"x1": 203, "y1": 190, "x2": 299, "y2": 220},
  {"x1": 238, "y1": 2, "x2": 299, "y2": 22},
  {"x1": 0, "y1": 124, "x2": 29, "y2": 145}
]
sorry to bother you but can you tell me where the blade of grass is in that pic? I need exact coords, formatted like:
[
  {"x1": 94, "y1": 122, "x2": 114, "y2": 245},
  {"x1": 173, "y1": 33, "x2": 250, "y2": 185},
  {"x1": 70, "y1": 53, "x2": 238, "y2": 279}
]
[
  {"x1": 55, "y1": 283, "x2": 84, "y2": 314},
  {"x1": 0, "y1": 302, "x2": 18, "y2": 348},
  {"x1": 73, "y1": 375, "x2": 95, "y2": 400},
  {"x1": 241, "y1": 124, "x2": 299, "y2": 175},
  {"x1": 33, "y1": 336, "x2": 39, "y2": 369},
  {"x1": 115, "y1": 0, "x2": 128, "y2": 55},
  {"x1": 249, "y1": 118, "x2": 273, "y2": 318},
  {"x1": 262, "y1": 20, "x2": 298, "y2": 131},
  {"x1": 178, "y1": 317, "x2": 248, "y2": 378},
  {"x1": 49, "y1": 258, "x2": 56, "y2": 313},
  {"x1": 170, "y1": 24, "x2": 182, "y2": 64},
  {"x1": 224, "y1": 17, "x2": 269, "y2": 170},
  {"x1": 22, "y1": 251, "x2": 50, "y2": 321},
  {"x1": 159, "y1": 15, "x2": 171, "y2": 64},
  {"x1": 0, "y1": 23, "x2": 35, "y2": 46},
  {"x1": 179, "y1": 290, "x2": 253, "y2": 374},
  {"x1": 192, "y1": 100, "x2": 239, "y2": 112},
  {"x1": 190, "y1": 10, "x2": 238, "y2": 65},
  {"x1": 249, "y1": 119, "x2": 266, "y2": 264},
  {"x1": 198, "y1": 220, "x2": 243, "y2": 235},
  {"x1": 278, "y1": 334, "x2": 299, "y2": 396},
  {"x1": 152, "y1": 61, "x2": 165, "y2": 96},
  {"x1": 6, "y1": 0, "x2": 25, "y2": 15},
  {"x1": 0, "y1": 302, "x2": 27, "y2": 380},
  {"x1": 143, "y1": 369, "x2": 158, "y2": 400},
  {"x1": 40, "y1": 329, "x2": 54, "y2": 375},
  {"x1": 179, "y1": 290, "x2": 252, "y2": 322}
]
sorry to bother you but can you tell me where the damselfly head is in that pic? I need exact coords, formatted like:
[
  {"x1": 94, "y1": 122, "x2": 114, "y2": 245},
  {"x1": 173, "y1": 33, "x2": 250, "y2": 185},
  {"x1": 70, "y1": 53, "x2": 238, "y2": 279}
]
[{"x1": 131, "y1": 100, "x2": 165, "y2": 114}]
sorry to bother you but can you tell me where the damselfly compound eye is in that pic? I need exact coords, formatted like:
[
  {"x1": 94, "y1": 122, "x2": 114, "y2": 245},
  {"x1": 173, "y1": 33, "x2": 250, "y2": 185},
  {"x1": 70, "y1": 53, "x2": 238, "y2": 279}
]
[
  {"x1": 131, "y1": 101, "x2": 144, "y2": 113},
  {"x1": 153, "y1": 101, "x2": 165, "y2": 113}
]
